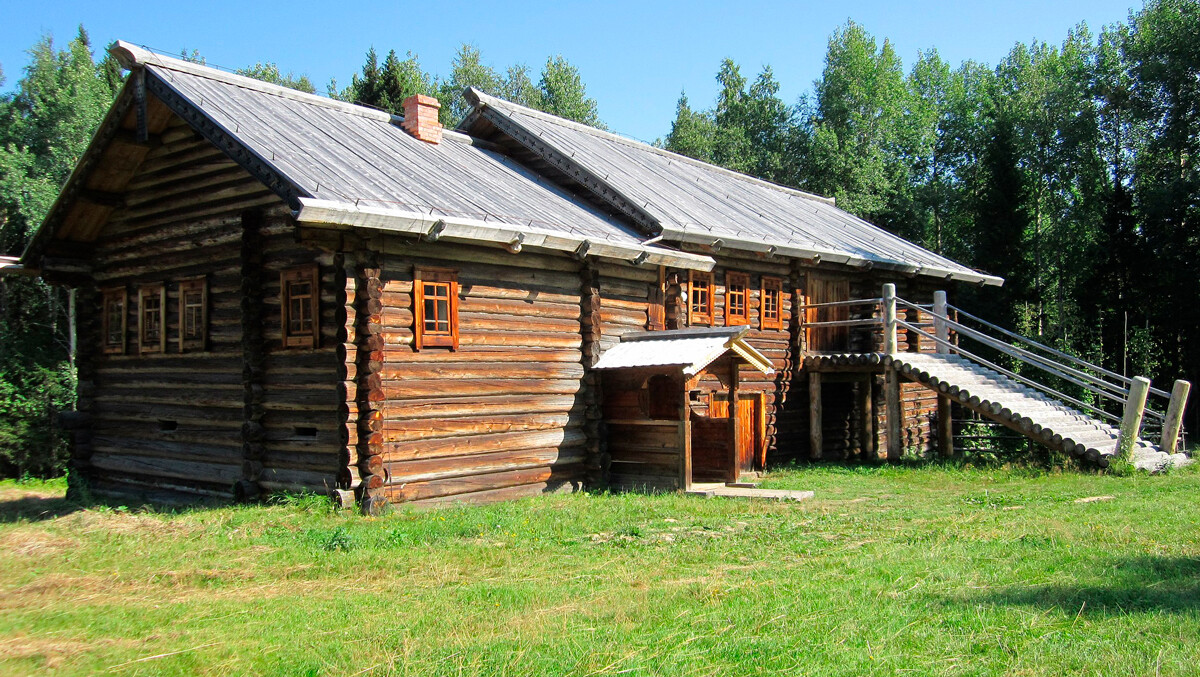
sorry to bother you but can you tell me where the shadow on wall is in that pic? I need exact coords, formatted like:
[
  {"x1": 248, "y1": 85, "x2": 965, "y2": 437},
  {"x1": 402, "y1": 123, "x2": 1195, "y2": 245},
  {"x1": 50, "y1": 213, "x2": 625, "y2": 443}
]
[{"x1": 962, "y1": 556, "x2": 1200, "y2": 616}]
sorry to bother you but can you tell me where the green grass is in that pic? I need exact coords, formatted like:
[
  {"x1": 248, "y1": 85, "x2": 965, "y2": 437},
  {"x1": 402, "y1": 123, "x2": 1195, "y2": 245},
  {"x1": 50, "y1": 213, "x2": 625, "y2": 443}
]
[{"x1": 1, "y1": 465, "x2": 1198, "y2": 675}]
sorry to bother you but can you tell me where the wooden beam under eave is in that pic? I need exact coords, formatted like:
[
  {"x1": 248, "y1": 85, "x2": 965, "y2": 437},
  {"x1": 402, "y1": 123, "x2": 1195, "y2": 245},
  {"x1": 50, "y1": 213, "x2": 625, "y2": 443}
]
[
  {"x1": 78, "y1": 189, "x2": 126, "y2": 209},
  {"x1": 111, "y1": 128, "x2": 163, "y2": 149}
]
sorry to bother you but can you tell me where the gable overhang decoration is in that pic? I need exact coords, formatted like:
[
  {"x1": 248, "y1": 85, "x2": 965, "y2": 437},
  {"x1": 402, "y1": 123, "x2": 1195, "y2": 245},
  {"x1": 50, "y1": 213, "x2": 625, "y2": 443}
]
[{"x1": 592, "y1": 326, "x2": 774, "y2": 377}]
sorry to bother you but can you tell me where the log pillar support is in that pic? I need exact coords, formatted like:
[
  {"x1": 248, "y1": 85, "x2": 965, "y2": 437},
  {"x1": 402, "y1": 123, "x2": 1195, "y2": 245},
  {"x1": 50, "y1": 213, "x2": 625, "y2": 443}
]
[
  {"x1": 937, "y1": 394, "x2": 954, "y2": 458},
  {"x1": 808, "y1": 371, "x2": 823, "y2": 461},
  {"x1": 882, "y1": 283, "x2": 898, "y2": 355},
  {"x1": 858, "y1": 374, "x2": 875, "y2": 459},
  {"x1": 885, "y1": 367, "x2": 902, "y2": 461},
  {"x1": 728, "y1": 359, "x2": 741, "y2": 484},
  {"x1": 933, "y1": 290, "x2": 949, "y2": 354},
  {"x1": 1162, "y1": 379, "x2": 1191, "y2": 456},
  {"x1": 1117, "y1": 376, "x2": 1151, "y2": 461}
]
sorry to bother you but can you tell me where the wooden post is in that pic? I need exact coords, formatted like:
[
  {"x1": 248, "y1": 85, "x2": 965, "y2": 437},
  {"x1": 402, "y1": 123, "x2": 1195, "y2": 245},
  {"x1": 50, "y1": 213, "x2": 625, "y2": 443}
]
[
  {"x1": 885, "y1": 368, "x2": 902, "y2": 461},
  {"x1": 1162, "y1": 379, "x2": 1191, "y2": 455},
  {"x1": 933, "y1": 290, "x2": 948, "y2": 354},
  {"x1": 1117, "y1": 376, "x2": 1152, "y2": 460},
  {"x1": 809, "y1": 371, "x2": 823, "y2": 460},
  {"x1": 681, "y1": 375, "x2": 693, "y2": 491},
  {"x1": 937, "y1": 395, "x2": 953, "y2": 458},
  {"x1": 728, "y1": 359, "x2": 741, "y2": 484},
  {"x1": 857, "y1": 375, "x2": 873, "y2": 458},
  {"x1": 883, "y1": 283, "x2": 897, "y2": 355}
]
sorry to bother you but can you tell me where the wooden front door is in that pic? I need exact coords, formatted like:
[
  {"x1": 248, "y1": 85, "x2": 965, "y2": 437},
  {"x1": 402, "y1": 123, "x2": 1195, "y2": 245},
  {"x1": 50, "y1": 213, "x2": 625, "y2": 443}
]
[
  {"x1": 709, "y1": 392, "x2": 764, "y2": 473},
  {"x1": 805, "y1": 274, "x2": 851, "y2": 352}
]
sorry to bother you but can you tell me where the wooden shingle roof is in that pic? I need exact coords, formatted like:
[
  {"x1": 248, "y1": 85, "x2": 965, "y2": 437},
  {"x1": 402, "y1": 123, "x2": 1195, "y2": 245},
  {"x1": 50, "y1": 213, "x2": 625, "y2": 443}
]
[{"x1": 462, "y1": 88, "x2": 1002, "y2": 286}]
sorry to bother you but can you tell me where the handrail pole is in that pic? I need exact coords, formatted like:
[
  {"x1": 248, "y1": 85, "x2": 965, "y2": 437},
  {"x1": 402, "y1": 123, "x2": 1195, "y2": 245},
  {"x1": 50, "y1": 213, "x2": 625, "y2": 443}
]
[
  {"x1": 1162, "y1": 379, "x2": 1191, "y2": 455},
  {"x1": 1117, "y1": 376, "x2": 1152, "y2": 460},
  {"x1": 894, "y1": 319, "x2": 1121, "y2": 423},
  {"x1": 883, "y1": 284, "x2": 897, "y2": 355},
  {"x1": 933, "y1": 291, "x2": 949, "y2": 355}
]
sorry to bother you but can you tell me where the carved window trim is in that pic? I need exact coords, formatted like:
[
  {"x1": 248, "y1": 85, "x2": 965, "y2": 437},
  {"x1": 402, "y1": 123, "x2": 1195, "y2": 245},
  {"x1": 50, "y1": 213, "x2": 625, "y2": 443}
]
[
  {"x1": 689, "y1": 270, "x2": 713, "y2": 326},
  {"x1": 725, "y1": 271, "x2": 750, "y2": 326},
  {"x1": 138, "y1": 283, "x2": 167, "y2": 354},
  {"x1": 281, "y1": 264, "x2": 320, "y2": 349},
  {"x1": 178, "y1": 276, "x2": 208, "y2": 352},
  {"x1": 101, "y1": 287, "x2": 127, "y2": 355},
  {"x1": 761, "y1": 276, "x2": 783, "y2": 330},
  {"x1": 414, "y1": 268, "x2": 459, "y2": 351}
]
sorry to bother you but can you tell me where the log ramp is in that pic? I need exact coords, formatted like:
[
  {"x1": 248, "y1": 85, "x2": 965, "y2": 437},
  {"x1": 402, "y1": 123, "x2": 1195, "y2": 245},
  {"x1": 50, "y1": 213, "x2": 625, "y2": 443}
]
[{"x1": 883, "y1": 352, "x2": 1191, "y2": 472}]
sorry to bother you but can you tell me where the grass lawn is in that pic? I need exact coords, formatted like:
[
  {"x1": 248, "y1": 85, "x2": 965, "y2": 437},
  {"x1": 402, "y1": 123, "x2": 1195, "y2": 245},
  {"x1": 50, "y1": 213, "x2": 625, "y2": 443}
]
[{"x1": 1, "y1": 464, "x2": 1198, "y2": 676}]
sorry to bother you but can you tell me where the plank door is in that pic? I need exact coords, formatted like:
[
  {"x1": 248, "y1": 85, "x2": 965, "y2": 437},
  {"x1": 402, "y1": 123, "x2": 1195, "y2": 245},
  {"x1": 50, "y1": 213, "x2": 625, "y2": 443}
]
[
  {"x1": 708, "y1": 393, "x2": 763, "y2": 473},
  {"x1": 805, "y1": 274, "x2": 851, "y2": 352}
]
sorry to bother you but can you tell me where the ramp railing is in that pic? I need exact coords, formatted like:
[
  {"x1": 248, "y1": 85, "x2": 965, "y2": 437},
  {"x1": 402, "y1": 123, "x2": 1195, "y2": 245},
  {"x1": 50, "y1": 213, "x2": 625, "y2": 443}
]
[{"x1": 877, "y1": 283, "x2": 1190, "y2": 457}]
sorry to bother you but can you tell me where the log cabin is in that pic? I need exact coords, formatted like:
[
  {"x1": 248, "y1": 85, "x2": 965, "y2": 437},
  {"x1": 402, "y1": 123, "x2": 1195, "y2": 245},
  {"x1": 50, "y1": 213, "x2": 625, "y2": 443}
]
[{"x1": 31, "y1": 41, "x2": 1183, "y2": 511}]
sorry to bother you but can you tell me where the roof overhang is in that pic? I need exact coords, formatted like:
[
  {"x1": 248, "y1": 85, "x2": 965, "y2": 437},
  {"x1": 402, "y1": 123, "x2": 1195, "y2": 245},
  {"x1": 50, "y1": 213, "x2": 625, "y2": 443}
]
[
  {"x1": 662, "y1": 228, "x2": 1004, "y2": 287},
  {"x1": 592, "y1": 326, "x2": 775, "y2": 376},
  {"x1": 0, "y1": 256, "x2": 38, "y2": 277},
  {"x1": 293, "y1": 197, "x2": 715, "y2": 271}
]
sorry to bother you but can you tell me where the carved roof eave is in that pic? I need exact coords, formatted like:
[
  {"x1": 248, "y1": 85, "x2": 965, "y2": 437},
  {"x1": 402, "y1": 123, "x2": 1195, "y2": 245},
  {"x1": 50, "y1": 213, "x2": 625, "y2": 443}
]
[
  {"x1": 141, "y1": 67, "x2": 307, "y2": 211},
  {"x1": 21, "y1": 78, "x2": 136, "y2": 264},
  {"x1": 21, "y1": 64, "x2": 308, "y2": 267}
]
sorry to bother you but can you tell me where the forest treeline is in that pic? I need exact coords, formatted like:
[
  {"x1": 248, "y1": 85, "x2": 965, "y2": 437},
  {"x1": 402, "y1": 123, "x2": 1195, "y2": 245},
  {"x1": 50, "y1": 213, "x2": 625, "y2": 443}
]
[{"x1": 1, "y1": 0, "x2": 1197, "y2": 475}]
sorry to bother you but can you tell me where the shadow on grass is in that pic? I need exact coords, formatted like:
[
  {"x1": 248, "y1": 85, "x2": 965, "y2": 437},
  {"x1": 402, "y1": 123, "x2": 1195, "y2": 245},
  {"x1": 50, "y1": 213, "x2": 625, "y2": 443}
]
[
  {"x1": 0, "y1": 494, "x2": 83, "y2": 523},
  {"x1": 968, "y1": 556, "x2": 1200, "y2": 615}
]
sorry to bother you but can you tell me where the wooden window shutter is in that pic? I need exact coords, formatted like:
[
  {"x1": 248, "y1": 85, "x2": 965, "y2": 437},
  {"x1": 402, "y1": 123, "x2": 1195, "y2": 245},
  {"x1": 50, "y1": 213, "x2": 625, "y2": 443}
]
[
  {"x1": 725, "y1": 271, "x2": 750, "y2": 326},
  {"x1": 689, "y1": 271, "x2": 713, "y2": 326},
  {"x1": 178, "y1": 277, "x2": 208, "y2": 352},
  {"x1": 414, "y1": 268, "x2": 459, "y2": 350},
  {"x1": 281, "y1": 264, "x2": 320, "y2": 349},
  {"x1": 101, "y1": 287, "x2": 127, "y2": 355},
  {"x1": 761, "y1": 277, "x2": 783, "y2": 330},
  {"x1": 138, "y1": 283, "x2": 167, "y2": 354}
]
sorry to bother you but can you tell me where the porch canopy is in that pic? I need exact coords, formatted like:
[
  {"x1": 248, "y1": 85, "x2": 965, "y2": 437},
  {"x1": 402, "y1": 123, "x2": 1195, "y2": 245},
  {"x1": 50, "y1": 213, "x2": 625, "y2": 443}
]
[{"x1": 592, "y1": 326, "x2": 774, "y2": 377}]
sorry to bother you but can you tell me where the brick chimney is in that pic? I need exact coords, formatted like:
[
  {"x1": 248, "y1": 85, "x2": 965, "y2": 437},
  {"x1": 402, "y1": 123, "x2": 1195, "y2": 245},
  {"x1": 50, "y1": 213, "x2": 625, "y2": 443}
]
[{"x1": 401, "y1": 94, "x2": 442, "y2": 144}]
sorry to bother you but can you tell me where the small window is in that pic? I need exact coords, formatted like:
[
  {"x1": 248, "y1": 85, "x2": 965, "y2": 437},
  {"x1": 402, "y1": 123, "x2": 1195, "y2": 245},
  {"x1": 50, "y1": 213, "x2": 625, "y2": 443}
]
[
  {"x1": 414, "y1": 268, "x2": 459, "y2": 350},
  {"x1": 725, "y1": 271, "x2": 749, "y2": 326},
  {"x1": 138, "y1": 283, "x2": 166, "y2": 353},
  {"x1": 281, "y1": 265, "x2": 320, "y2": 349},
  {"x1": 178, "y1": 277, "x2": 207, "y2": 352},
  {"x1": 101, "y1": 287, "x2": 127, "y2": 355},
  {"x1": 689, "y1": 271, "x2": 713, "y2": 326},
  {"x1": 761, "y1": 277, "x2": 783, "y2": 330}
]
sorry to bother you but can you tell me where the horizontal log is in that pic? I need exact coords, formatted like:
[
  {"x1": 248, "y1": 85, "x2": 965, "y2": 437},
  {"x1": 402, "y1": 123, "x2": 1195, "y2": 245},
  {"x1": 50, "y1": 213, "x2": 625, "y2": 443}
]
[
  {"x1": 384, "y1": 463, "x2": 584, "y2": 503},
  {"x1": 383, "y1": 446, "x2": 586, "y2": 484},
  {"x1": 383, "y1": 426, "x2": 586, "y2": 461},
  {"x1": 381, "y1": 361, "x2": 585, "y2": 382},
  {"x1": 382, "y1": 412, "x2": 582, "y2": 443},
  {"x1": 379, "y1": 394, "x2": 580, "y2": 420},
  {"x1": 90, "y1": 451, "x2": 242, "y2": 484}
]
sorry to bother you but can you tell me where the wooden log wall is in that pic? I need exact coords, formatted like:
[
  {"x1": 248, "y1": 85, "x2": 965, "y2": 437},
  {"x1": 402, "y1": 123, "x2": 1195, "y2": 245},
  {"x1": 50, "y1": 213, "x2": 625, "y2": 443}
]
[
  {"x1": 80, "y1": 115, "x2": 281, "y2": 499},
  {"x1": 256, "y1": 220, "x2": 344, "y2": 495},
  {"x1": 365, "y1": 236, "x2": 588, "y2": 505},
  {"x1": 74, "y1": 114, "x2": 343, "y2": 501},
  {"x1": 676, "y1": 252, "x2": 795, "y2": 468}
]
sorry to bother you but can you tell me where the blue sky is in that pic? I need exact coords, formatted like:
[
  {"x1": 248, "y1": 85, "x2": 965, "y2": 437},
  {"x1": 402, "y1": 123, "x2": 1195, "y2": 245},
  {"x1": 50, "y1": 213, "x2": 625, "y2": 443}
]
[{"x1": 2, "y1": 0, "x2": 1139, "y2": 143}]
